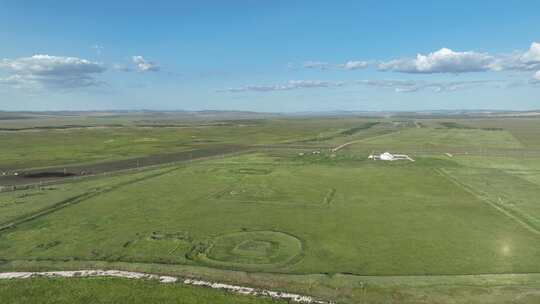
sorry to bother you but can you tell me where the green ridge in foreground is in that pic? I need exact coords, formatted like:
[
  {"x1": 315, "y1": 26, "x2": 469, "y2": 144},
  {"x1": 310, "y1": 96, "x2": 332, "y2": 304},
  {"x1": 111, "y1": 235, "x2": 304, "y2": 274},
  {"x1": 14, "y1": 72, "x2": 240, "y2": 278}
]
[{"x1": 0, "y1": 277, "x2": 286, "y2": 304}]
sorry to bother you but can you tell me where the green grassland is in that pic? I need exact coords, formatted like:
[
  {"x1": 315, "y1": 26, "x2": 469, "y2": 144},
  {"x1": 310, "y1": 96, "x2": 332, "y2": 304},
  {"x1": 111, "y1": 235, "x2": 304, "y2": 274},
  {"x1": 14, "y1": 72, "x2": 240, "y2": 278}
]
[
  {"x1": 0, "y1": 277, "x2": 285, "y2": 304},
  {"x1": 413, "y1": 117, "x2": 540, "y2": 148},
  {"x1": 348, "y1": 127, "x2": 523, "y2": 152},
  {"x1": 2, "y1": 273, "x2": 540, "y2": 304},
  {"x1": 1, "y1": 114, "x2": 540, "y2": 303},
  {"x1": 1, "y1": 152, "x2": 539, "y2": 276},
  {"x1": 0, "y1": 117, "x2": 381, "y2": 169},
  {"x1": 0, "y1": 167, "x2": 175, "y2": 228},
  {"x1": 460, "y1": 118, "x2": 540, "y2": 148}
]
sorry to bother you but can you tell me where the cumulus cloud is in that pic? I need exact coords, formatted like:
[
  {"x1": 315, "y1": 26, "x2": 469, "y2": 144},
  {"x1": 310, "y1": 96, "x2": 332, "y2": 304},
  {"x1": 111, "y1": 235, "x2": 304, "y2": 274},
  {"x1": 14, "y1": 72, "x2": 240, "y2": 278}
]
[
  {"x1": 132, "y1": 56, "x2": 160, "y2": 72},
  {"x1": 378, "y1": 42, "x2": 540, "y2": 76},
  {"x1": 300, "y1": 42, "x2": 540, "y2": 76},
  {"x1": 112, "y1": 56, "x2": 159, "y2": 72},
  {"x1": 492, "y1": 42, "x2": 540, "y2": 72},
  {"x1": 378, "y1": 48, "x2": 494, "y2": 74},
  {"x1": 534, "y1": 71, "x2": 540, "y2": 82},
  {"x1": 357, "y1": 79, "x2": 501, "y2": 93},
  {"x1": 522, "y1": 42, "x2": 540, "y2": 63},
  {"x1": 218, "y1": 80, "x2": 345, "y2": 92},
  {"x1": 0, "y1": 55, "x2": 104, "y2": 75},
  {"x1": 0, "y1": 54, "x2": 106, "y2": 90}
]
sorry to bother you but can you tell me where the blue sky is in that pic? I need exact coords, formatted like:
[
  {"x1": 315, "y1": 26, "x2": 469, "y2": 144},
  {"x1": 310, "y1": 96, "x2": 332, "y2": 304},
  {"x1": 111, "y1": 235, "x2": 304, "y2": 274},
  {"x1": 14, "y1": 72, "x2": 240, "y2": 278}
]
[{"x1": 0, "y1": 0, "x2": 539, "y2": 112}]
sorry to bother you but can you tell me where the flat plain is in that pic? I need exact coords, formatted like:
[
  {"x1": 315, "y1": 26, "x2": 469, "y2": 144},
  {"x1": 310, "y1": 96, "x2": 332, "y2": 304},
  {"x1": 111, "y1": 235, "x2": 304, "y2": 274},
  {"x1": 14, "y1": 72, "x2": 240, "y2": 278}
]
[{"x1": 1, "y1": 112, "x2": 540, "y2": 303}]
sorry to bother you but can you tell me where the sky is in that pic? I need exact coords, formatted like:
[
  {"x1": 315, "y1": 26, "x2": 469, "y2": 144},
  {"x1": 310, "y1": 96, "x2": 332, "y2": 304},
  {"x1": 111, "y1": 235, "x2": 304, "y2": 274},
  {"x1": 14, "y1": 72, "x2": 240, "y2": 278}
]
[{"x1": 0, "y1": 0, "x2": 539, "y2": 112}]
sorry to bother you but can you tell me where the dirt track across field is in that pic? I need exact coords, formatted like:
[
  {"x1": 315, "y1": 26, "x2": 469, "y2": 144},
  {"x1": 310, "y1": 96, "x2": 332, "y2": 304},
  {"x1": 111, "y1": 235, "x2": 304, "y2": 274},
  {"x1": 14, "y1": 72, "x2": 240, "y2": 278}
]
[{"x1": 0, "y1": 145, "x2": 248, "y2": 187}]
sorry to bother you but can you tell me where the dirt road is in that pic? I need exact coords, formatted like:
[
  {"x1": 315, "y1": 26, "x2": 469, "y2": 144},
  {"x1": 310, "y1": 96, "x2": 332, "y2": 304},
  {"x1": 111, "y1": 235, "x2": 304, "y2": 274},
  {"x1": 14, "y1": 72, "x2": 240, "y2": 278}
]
[{"x1": 0, "y1": 145, "x2": 249, "y2": 187}]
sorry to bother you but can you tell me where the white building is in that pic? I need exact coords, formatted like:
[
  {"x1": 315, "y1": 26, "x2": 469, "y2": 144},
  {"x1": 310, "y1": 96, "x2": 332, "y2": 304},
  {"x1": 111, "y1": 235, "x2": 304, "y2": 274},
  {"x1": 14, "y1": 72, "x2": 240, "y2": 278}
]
[{"x1": 368, "y1": 152, "x2": 414, "y2": 162}]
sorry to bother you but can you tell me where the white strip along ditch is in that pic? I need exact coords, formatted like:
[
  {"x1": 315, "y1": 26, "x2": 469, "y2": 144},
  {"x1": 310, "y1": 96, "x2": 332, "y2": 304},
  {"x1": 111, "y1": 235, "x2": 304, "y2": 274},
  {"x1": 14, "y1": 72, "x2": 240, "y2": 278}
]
[{"x1": 0, "y1": 270, "x2": 333, "y2": 304}]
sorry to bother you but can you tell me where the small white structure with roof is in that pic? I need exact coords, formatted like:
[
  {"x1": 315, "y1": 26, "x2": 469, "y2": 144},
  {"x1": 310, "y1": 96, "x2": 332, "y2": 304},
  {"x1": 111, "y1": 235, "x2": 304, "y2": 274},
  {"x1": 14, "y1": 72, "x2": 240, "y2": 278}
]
[{"x1": 368, "y1": 152, "x2": 414, "y2": 162}]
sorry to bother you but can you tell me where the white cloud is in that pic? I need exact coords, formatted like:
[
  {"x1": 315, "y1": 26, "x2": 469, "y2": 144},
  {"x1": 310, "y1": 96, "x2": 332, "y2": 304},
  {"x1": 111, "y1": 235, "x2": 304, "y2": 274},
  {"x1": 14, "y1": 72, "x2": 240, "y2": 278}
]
[
  {"x1": 0, "y1": 54, "x2": 106, "y2": 90},
  {"x1": 0, "y1": 75, "x2": 27, "y2": 87},
  {"x1": 534, "y1": 71, "x2": 540, "y2": 82},
  {"x1": 358, "y1": 79, "x2": 501, "y2": 93},
  {"x1": 303, "y1": 61, "x2": 331, "y2": 70},
  {"x1": 522, "y1": 42, "x2": 540, "y2": 63},
  {"x1": 0, "y1": 55, "x2": 104, "y2": 75},
  {"x1": 493, "y1": 42, "x2": 540, "y2": 72},
  {"x1": 358, "y1": 80, "x2": 417, "y2": 91},
  {"x1": 132, "y1": 56, "x2": 160, "y2": 72},
  {"x1": 112, "y1": 64, "x2": 132, "y2": 72},
  {"x1": 426, "y1": 80, "x2": 500, "y2": 92},
  {"x1": 218, "y1": 80, "x2": 344, "y2": 92},
  {"x1": 303, "y1": 60, "x2": 369, "y2": 70},
  {"x1": 219, "y1": 79, "x2": 501, "y2": 94},
  {"x1": 339, "y1": 60, "x2": 369, "y2": 70},
  {"x1": 310, "y1": 42, "x2": 540, "y2": 76},
  {"x1": 378, "y1": 48, "x2": 494, "y2": 74},
  {"x1": 288, "y1": 80, "x2": 344, "y2": 88}
]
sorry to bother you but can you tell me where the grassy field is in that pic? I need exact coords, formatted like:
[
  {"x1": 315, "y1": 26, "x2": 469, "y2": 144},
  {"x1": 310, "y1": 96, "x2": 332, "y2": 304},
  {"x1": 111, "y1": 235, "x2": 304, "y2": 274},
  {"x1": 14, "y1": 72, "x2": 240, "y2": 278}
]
[
  {"x1": 1, "y1": 152, "x2": 539, "y2": 276},
  {"x1": 0, "y1": 167, "x2": 175, "y2": 228},
  {"x1": 0, "y1": 116, "x2": 382, "y2": 169},
  {"x1": 2, "y1": 273, "x2": 540, "y2": 304},
  {"x1": 345, "y1": 127, "x2": 524, "y2": 152},
  {"x1": 0, "y1": 277, "x2": 286, "y2": 304},
  {"x1": 1, "y1": 113, "x2": 540, "y2": 303}
]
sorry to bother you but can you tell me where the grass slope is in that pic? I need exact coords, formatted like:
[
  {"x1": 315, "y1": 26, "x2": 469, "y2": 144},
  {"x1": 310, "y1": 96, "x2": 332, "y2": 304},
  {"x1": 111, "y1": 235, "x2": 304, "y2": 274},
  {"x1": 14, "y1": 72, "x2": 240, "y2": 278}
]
[{"x1": 0, "y1": 277, "x2": 285, "y2": 304}]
